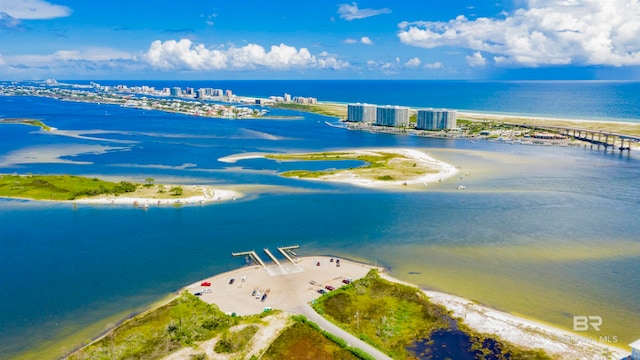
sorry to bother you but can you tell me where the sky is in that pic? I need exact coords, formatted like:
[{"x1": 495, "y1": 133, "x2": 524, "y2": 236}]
[{"x1": 1, "y1": 0, "x2": 640, "y2": 80}]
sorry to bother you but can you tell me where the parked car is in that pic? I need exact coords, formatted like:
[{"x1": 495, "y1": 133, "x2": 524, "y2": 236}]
[
  {"x1": 261, "y1": 294, "x2": 268, "y2": 302},
  {"x1": 200, "y1": 281, "x2": 211, "y2": 286},
  {"x1": 342, "y1": 279, "x2": 352, "y2": 284},
  {"x1": 202, "y1": 288, "x2": 212, "y2": 293},
  {"x1": 325, "y1": 285, "x2": 335, "y2": 291},
  {"x1": 317, "y1": 289, "x2": 326, "y2": 294},
  {"x1": 194, "y1": 292, "x2": 202, "y2": 296},
  {"x1": 229, "y1": 278, "x2": 235, "y2": 285}
]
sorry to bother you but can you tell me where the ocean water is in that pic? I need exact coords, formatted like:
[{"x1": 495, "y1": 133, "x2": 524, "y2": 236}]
[{"x1": 0, "y1": 82, "x2": 639, "y2": 359}]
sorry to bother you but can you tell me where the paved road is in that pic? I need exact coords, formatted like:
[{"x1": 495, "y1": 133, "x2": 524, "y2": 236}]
[{"x1": 293, "y1": 304, "x2": 392, "y2": 360}]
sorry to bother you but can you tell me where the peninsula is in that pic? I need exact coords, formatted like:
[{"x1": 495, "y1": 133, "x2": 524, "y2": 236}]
[{"x1": 65, "y1": 256, "x2": 630, "y2": 360}]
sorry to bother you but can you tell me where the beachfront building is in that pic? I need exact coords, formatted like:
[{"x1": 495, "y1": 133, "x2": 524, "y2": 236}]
[
  {"x1": 416, "y1": 108, "x2": 457, "y2": 130},
  {"x1": 347, "y1": 103, "x2": 377, "y2": 123},
  {"x1": 170, "y1": 87, "x2": 182, "y2": 97},
  {"x1": 375, "y1": 105, "x2": 410, "y2": 127}
]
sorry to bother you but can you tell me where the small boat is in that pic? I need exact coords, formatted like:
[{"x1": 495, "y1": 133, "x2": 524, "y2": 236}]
[{"x1": 457, "y1": 185, "x2": 466, "y2": 190}]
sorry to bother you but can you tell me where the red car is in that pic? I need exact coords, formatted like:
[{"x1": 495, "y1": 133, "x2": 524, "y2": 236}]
[
  {"x1": 201, "y1": 281, "x2": 211, "y2": 286},
  {"x1": 325, "y1": 285, "x2": 335, "y2": 291}
]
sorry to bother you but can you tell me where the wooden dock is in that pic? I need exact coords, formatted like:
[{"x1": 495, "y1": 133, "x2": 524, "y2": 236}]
[
  {"x1": 231, "y1": 250, "x2": 266, "y2": 268},
  {"x1": 277, "y1": 245, "x2": 299, "y2": 264},
  {"x1": 263, "y1": 248, "x2": 282, "y2": 266}
]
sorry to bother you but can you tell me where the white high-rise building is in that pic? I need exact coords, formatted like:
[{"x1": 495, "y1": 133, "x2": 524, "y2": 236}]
[
  {"x1": 416, "y1": 109, "x2": 457, "y2": 130},
  {"x1": 375, "y1": 106, "x2": 409, "y2": 127},
  {"x1": 347, "y1": 103, "x2": 377, "y2": 123}
]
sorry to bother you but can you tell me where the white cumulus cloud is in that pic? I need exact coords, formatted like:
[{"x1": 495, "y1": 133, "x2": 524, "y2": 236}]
[
  {"x1": 0, "y1": 0, "x2": 71, "y2": 19},
  {"x1": 338, "y1": 2, "x2": 391, "y2": 21},
  {"x1": 397, "y1": 0, "x2": 640, "y2": 67},
  {"x1": 466, "y1": 52, "x2": 486, "y2": 67},
  {"x1": 404, "y1": 57, "x2": 421, "y2": 68},
  {"x1": 143, "y1": 39, "x2": 348, "y2": 71},
  {"x1": 343, "y1": 38, "x2": 358, "y2": 44},
  {"x1": 360, "y1": 36, "x2": 373, "y2": 45},
  {"x1": 424, "y1": 61, "x2": 444, "y2": 69}
]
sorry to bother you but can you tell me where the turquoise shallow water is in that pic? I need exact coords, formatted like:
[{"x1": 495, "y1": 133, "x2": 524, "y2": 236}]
[{"x1": 0, "y1": 92, "x2": 639, "y2": 358}]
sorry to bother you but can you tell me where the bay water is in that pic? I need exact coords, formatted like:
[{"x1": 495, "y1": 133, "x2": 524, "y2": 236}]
[{"x1": 0, "y1": 81, "x2": 639, "y2": 359}]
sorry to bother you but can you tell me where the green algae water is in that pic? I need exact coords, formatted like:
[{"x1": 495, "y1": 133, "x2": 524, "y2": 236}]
[{"x1": 1, "y1": 91, "x2": 639, "y2": 359}]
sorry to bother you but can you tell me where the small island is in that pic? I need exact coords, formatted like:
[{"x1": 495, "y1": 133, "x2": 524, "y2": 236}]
[
  {"x1": 265, "y1": 149, "x2": 458, "y2": 188},
  {"x1": 0, "y1": 174, "x2": 240, "y2": 205},
  {"x1": 0, "y1": 118, "x2": 55, "y2": 131}
]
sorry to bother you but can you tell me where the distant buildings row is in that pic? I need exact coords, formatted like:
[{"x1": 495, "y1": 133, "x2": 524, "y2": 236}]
[{"x1": 347, "y1": 103, "x2": 457, "y2": 130}]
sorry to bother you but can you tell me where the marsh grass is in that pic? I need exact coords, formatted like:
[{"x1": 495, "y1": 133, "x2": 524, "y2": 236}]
[{"x1": 313, "y1": 270, "x2": 551, "y2": 360}]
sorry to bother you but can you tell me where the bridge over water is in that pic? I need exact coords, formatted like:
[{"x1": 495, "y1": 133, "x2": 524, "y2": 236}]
[{"x1": 505, "y1": 123, "x2": 639, "y2": 152}]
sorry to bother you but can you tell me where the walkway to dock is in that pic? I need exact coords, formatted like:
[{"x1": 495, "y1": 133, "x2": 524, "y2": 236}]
[{"x1": 263, "y1": 248, "x2": 281, "y2": 266}]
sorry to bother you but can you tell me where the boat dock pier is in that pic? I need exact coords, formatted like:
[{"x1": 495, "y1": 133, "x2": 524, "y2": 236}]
[
  {"x1": 278, "y1": 245, "x2": 300, "y2": 264},
  {"x1": 263, "y1": 248, "x2": 281, "y2": 266},
  {"x1": 232, "y1": 250, "x2": 266, "y2": 268},
  {"x1": 506, "y1": 123, "x2": 639, "y2": 153}
]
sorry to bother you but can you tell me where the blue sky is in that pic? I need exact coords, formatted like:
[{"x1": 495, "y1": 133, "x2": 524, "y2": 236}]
[{"x1": 1, "y1": 0, "x2": 640, "y2": 80}]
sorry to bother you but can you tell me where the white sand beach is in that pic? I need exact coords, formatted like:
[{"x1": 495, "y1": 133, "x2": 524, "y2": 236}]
[
  {"x1": 315, "y1": 148, "x2": 458, "y2": 188},
  {"x1": 72, "y1": 185, "x2": 242, "y2": 206},
  {"x1": 187, "y1": 256, "x2": 631, "y2": 360}
]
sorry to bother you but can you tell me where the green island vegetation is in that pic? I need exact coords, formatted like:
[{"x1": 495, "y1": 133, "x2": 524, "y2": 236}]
[
  {"x1": 0, "y1": 118, "x2": 53, "y2": 131},
  {"x1": 67, "y1": 292, "x2": 275, "y2": 360},
  {"x1": 266, "y1": 151, "x2": 438, "y2": 182},
  {"x1": 271, "y1": 102, "x2": 348, "y2": 119},
  {"x1": 313, "y1": 270, "x2": 551, "y2": 360},
  {"x1": 0, "y1": 174, "x2": 201, "y2": 201},
  {"x1": 263, "y1": 315, "x2": 373, "y2": 360}
]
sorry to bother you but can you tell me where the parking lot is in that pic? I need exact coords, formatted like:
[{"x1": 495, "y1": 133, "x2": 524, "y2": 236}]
[{"x1": 186, "y1": 256, "x2": 378, "y2": 315}]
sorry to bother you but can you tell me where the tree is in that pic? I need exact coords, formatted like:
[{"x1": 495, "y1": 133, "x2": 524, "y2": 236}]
[
  {"x1": 157, "y1": 184, "x2": 165, "y2": 193},
  {"x1": 145, "y1": 178, "x2": 155, "y2": 187},
  {"x1": 170, "y1": 186, "x2": 183, "y2": 196}
]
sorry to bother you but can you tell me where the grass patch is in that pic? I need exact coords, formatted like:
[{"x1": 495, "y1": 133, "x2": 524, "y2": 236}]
[
  {"x1": 68, "y1": 292, "x2": 237, "y2": 360},
  {"x1": 214, "y1": 325, "x2": 259, "y2": 353},
  {"x1": 262, "y1": 321, "x2": 360, "y2": 360},
  {"x1": 0, "y1": 174, "x2": 137, "y2": 201},
  {"x1": 266, "y1": 150, "x2": 441, "y2": 183},
  {"x1": 313, "y1": 270, "x2": 551, "y2": 360},
  {"x1": 271, "y1": 102, "x2": 347, "y2": 118}
]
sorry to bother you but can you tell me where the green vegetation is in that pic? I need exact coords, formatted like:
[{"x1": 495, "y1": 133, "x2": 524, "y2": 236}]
[
  {"x1": 313, "y1": 270, "x2": 551, "y2": 360},
  {"x1": 68, "y1": 292, "x2": 237, "y2": 360},
  {"x1": 271, "y1": 102, "x2": 347, "y2": 119},
  {"x1": 0, "y1": 118, "x2": 53, "y2": 131},
  {"x1": 266, "y1": 150, "x2": 439, "y2": 183},
  {"x1": 262, "y1": 318, "x2": 363, "y2": 360},
  {"x1": 214, "y1": 325, "x2": 259, "y2": 353},
  {"x1": 0, "y1": 174, "x2": 137, "y2": 201}
]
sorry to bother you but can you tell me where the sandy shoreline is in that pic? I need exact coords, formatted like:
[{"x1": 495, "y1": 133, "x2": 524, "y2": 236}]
[
  {"x1": 71, "y1": 185, "x2": 242, "y2": 206},
  {"x1": 186, "y1": 256, "x2": 631, "y2": 360}
]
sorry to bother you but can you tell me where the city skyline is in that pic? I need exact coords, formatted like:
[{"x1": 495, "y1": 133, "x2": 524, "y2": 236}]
[{"x1": 1, "y1": 0, "x2": 640, "y2": 80}]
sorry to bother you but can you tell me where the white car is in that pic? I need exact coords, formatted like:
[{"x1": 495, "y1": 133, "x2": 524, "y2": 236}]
[{"x1": 202, "y1": 288, "x2": 212, "y2": 293}]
